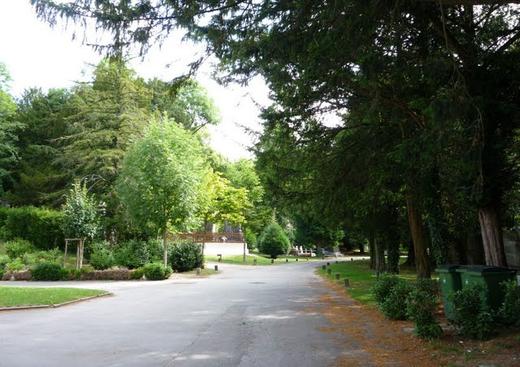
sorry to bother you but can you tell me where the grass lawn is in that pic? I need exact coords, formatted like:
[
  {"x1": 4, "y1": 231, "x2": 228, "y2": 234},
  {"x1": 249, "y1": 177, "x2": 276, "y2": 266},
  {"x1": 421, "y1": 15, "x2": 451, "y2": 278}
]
[
  {"x1": 205, "y1": 252, "x2": 316, "y2": 265},
  {"x1": 0, "y1": 287, "x2": 107, "y2": 308},
  {"x1": 317, "y1": 260, "x2": 417, "y2": 305}
]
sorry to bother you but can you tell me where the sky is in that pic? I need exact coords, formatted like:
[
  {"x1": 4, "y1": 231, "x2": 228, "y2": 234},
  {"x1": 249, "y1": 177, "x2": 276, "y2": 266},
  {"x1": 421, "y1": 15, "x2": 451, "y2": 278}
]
[{"x1": 0, "y1": 1, "x2": 271, "y2": 161}]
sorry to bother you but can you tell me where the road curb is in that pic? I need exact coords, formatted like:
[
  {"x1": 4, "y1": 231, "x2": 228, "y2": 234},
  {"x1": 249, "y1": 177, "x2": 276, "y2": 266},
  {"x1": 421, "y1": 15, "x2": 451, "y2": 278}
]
[{"x1": 0, "y1": 292, "x2": 112, "y2": 312}]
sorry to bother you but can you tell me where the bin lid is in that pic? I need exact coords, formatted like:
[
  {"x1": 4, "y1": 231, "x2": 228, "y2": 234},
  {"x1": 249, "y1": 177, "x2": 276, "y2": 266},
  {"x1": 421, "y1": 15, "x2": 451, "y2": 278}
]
[
  {"x1": 435, "y1": 265, "x2": 461, "y2": 273},
  {"x1": 456, "y1": 265, "x2": 516, "y2": 274}
]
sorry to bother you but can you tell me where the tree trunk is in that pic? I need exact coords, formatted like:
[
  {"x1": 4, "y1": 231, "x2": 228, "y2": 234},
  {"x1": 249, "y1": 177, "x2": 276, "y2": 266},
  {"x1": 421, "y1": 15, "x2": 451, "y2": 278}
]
[
  {"x1": 406, "y1": 195, "x2": 431, "y2": 278},
  {"x1": 478, "y1": 206, "x2": 507, "y2": 266},
  {"x1": 162, "y1": 229, "x2": 168, "y2": 268},
  {"x1": 368, "y1": 234, "x2": 376, "y2": 270},
  {"x1": 374, "y1": 237, "x2": 386, "y2": 276}
]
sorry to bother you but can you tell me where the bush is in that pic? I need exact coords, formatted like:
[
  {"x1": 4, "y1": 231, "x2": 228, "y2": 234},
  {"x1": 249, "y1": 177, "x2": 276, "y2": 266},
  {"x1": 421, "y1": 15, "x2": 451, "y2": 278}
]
[
  {"x1": 22, "y1": 248, "x2": 62, "y2": 266},
  {"x1": 31, "y1": 262, "x2": 66, "y2": 281},
  {"x1": 451, "y1": 283, "x2": 495, "y2": 340},
  {"x1": 143, "y1": 263, "x2": 172, "y2": 280},
  {"x1": 5, "y1": 239, "x2": 35, "y2": 259},
  {"x1": 380, "y1": 280, "x2": 412, "y2": 320},
  {"x1": 406, "y1": 279, "x2": 443, "y2": 340},
  {"x1": 114, "y1": 240, "x2": 150, "y2": 269},
  {"x1": 89, "y1": 242, "x2": 115, "y2": 270},
  {"x1": 498, "y1": 280, "x2": 520, "y2": 326},
  {"x1": 131, "y1": 267, "x2": 145, "y2": 280},
  {"x1": 372, "y1": 274, "x2": 401, "y2": 305},
  {"x1": 2, "y1": 207, "x2": 65, "y2": 250},
  {"x1": 258, "y1": 223, "x2": 291, "y2": 259},
  {"x1": 0, "y1": 254, "x2": 10, "y2": 270},
  {"x1": 5, "y1": 258, "x2": 25, "y2": 272},
  {"x1": 169, "y1": 241, "x2": 203, "y2": 272},
  {"x1": 245, "y1": 231, "x2": 257, "y2": 250}
]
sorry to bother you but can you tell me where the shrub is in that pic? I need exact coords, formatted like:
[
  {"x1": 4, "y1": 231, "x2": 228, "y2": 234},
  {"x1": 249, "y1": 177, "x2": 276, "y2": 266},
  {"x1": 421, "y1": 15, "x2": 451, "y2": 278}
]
[
  {"x1": 114, "y1": 240, "x2": 150, "y2": 269},
  {"x1": 143, "y1": 263, "x2": 172, "y2": 280},
  {"x1": 31, "y1": 262, "x2": 66, "y2": 281},
  {"x1": 498, "y1": 280, "x2": 520, "y2": 326},
  {"x1": 245, "y1": 231, "x2": 257, "y2": 250},
  {"x1": 406, "y1": 279, "x2": 443, "y2": 340},
  {"x1": 22, "y1": 248, "x2": 62, "y2": 266},
  {"x1": 258, "y1": 223, "x2": 291, "y2": 259},
  {"x1": 80, "y1": 269, "x2": 132, "y2": 281},
  {"x1": 131, "y1": 267, "x2": 144, "y2": 280},
  {"x1": 380, "y1": 280, "x2": 412, "y2": 320},
  {"x1": 2, "y1": 207, "x2": 65, "y2": 250},
  {"x1": 89, "y1": 242, "x2": 115, "y2": 270},
  {"x1": 0, "y1": 254, "x2": 10, "y2": 270},
  {"x1": 5, "y1": 258, "x2": 25, "y2": 272},
  {"x1": 372, "y1": 274, "x2": 401, "y2": 305},
  {"x1": 451, "y1": 283, "x2": 495, "y2": 340},
  {"x1": 5, "y1": 239, "x2": 35, "y2": 259},
  {"x1": 169, "y1": 241, "x2": 203, "y2": 272}
]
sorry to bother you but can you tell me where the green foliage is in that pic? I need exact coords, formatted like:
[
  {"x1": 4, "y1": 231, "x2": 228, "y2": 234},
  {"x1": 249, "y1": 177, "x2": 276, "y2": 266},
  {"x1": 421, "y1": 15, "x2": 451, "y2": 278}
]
[
  {"x1": 117, "y1": 119, "x2": 206, "y2": 237},
  {"x1": 5, "y1": 258, "x2": 25, "y2": 272},
  {"x1": 89, "y1": 242, "x2": 114, "y2": 270},
  {"x1": 0, "y1": 254, "x2": 10, "y2": 270},
  {"x1": 244, "y1": 230, "x2": 257, "y2": 250},
  {"x1": 380, "y1": 280, "x2": 412, "y2": 320},
  {"x1": 1, "y1": 206, "x2": 64, "y2": 249},
  {"x1": 258, "y1": 223, "x2": 290, "y2": 259},
  {"x1": 5, "y1": 239, "x2": 35, "y2": 258},
  {"x1": 498, "y1": 280, "x2": 520, "y2": 326},
  {"x1": 372, "y1": 275, "x2": 401, "y2": 305},
  {"x1": 451, "y1": 284, "x2": 495, "y2": 340},
  {"x1": 143, "y1": 262, "x2": 172, "y2": 281},
  {"x1": 406, "y1": 279, "x2": 443, "y2": 339},
  {"x1": 31, "y1": 262, "x2": 66, "y2": 281},
  {"x1": 113, "y1": 240, "x2": 149, "y2": 269},
  {"x1": 62, "y1": 181, "x2": 99, "y2": 240},
  {"x1": 21, "y1": 248, "x2": 61, "y2": 266},
  {"x1": 130, "y1": 267, "x2": 144, "y2": 280},
  {"x1": 169, "y1": 241, "x2": 203, "y2": 272}
]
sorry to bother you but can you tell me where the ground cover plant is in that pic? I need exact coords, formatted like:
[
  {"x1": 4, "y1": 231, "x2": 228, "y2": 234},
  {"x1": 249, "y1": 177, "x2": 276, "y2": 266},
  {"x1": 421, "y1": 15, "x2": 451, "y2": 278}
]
[{"x1": 0, "y1": 286, "x2": 107, "y2": 307}]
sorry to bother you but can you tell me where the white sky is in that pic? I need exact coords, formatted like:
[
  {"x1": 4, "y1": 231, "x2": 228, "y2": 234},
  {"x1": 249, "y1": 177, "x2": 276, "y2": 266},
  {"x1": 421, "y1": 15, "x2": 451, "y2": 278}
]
[{"x1": 0, "y1": 1, "x2": 271, "y2": 161}]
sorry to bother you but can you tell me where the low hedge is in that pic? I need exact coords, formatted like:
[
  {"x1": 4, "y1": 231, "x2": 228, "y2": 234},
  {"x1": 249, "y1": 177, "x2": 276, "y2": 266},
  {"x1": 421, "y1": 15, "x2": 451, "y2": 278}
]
[
  {"x1": 31, "y1": 262, "x2": 66, "y2": 281},
  {"x1": 144, "y1": 263, "x2": 172, "y2": 280}
]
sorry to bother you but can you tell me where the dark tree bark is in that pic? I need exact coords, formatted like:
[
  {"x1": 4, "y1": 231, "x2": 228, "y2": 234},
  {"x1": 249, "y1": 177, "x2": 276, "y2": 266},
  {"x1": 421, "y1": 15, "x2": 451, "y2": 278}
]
[
  {"x1": 466, "y1": 231, "x2": 485, "y2": 265},
  {"x1": 374, "y1": 237, "x2": 386, "y2": 276},
  {"x1": 478, "y1": 206, "x2": 507, "y2": 266},
  {"x1": 368, "y1": 233, "x2": 376, "y2": 270},
  {"x1": 406, "y1": 195, "x2": 431, "y2": 278}
]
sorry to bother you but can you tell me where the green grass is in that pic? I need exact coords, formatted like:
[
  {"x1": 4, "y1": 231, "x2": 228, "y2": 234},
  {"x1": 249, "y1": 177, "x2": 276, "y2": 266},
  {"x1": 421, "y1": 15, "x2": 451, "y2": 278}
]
[
  {"x1": 0, "y1": 287, "x2": 107, "y2": 307},
  {"x1": 317, "y1": 260, "x2": 417, "y2": 305},
  {"x1": 205, "y1": 252, "x2": 316, "y2": 265}
]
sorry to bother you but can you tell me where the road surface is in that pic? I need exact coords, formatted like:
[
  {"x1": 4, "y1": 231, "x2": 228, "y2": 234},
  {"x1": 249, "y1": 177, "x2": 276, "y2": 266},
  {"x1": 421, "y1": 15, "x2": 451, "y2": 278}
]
[{"x1": 0, "y1": 262, "x2": 343, "y2": 367}]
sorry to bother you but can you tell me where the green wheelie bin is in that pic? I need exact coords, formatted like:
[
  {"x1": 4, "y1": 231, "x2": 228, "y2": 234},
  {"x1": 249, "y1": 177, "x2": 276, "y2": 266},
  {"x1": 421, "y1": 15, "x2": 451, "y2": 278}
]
[
  {"x1": 436, "y1": 265, "x2": 463, "y2": 320},
  {"x1": 456, "y1": 266, "x2": 517, "y2": 311}
]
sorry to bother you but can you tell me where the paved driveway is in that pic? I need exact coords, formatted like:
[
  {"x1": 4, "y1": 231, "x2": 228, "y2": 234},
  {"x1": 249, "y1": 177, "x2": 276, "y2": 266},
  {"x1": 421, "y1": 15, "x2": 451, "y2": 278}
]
[{"x1": 0, "y1": 262, "x2": 342, "y2": 367}]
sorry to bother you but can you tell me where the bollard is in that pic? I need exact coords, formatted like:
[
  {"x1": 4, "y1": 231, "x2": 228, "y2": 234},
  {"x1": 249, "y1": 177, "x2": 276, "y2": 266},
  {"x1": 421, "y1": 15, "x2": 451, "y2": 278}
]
[
  {"x1": 296, "y1": 258, "x2": 298, "y2": 262},
  {"x1": 335, "y1": 273, "x2": 340, "y2": 280},
  {"x1": 321, "y1": 265, "x2": 326, "y2": 270},
  {"x1": 271, "y1": 259, "x2": 274, "y2": 264},
  {"x1": 253, "y1": 258, "x2": 257, "y2": 265},
  {"x1": 344, "y1": 278, "x2": 350, "y2": 288},
  {"x1": 327, "y1": 262, "x2": 330, "y2": 266},
  {"x1": 196, "y1": 267, "x2": 201, "y2": 276},
  {"x1": 350, "y1": 257, "x2": 353, "y2": 261},
  {"x1": 218, "y1": 254, "x2": 222, "y2": 262},
  {"x1": 286, "y1": 258, "x2": 289, "y2": 262},
  {"x1": 214, "y1": 265, "x2": 218, "y2": 271}
]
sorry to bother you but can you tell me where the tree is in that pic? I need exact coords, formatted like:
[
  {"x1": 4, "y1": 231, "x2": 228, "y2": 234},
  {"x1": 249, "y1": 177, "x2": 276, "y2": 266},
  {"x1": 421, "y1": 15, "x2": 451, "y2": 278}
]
[
  {"x1": 117, "y1": 119, "x2": 206, "y2": 267},
  {"x1": 0, "y1": 62, "x2": 21, "y2": 195},
  {"x1": 258, "y1": 222, "x2": 291, "y2": 259}
]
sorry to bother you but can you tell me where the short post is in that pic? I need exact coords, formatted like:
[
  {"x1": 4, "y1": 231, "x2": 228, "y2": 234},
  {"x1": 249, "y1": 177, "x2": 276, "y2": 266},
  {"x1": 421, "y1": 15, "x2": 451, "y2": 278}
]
[
  {"x1": 295, "y1": 258, "x2": 298, "y2": 262},
  {"x1": 335, "y1": 273, "x2": 340, "y2": 280},
  {"x1": 344, "y1": 278, "x2": 350, "y2": 288},
  {"x1": 271, "y1": 259, "x2": 274, "y2": 264},
  {"x1": 253, "y1": 258, "x2": 257, "y2": 265},
  {"x1": 286, "y1": 258, "x2": 289, "y2": 262},
  {"x1": 217, "y1": 254, "x2": 222, "y2": 262},
  {"x1": 214, "y1": 265, "x2": 218, "y2": 271},
  {"x1": 351, "y1": 257, "x2": 354, "y2": 261},
  {"x1": 196, "y1": 268, "x2": 201, "y2": 276},
  {"x1": 327, "y1": 262, "x2": 330, "y2": 266}
]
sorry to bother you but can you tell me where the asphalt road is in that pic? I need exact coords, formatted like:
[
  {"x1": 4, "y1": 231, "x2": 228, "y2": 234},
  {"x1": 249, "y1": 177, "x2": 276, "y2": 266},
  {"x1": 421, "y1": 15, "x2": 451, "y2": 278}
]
[{"x1": 0, "y1": 262, "x2": 343, "y2": 367}]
